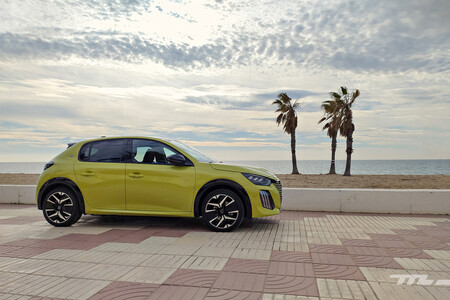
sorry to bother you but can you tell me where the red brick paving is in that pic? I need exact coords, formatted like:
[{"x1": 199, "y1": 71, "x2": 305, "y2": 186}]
[
  {"x1": 267, "y1": 261, "x2": 314, "y2": 277},
  {"x1": 311, "y1": 253, "x2": 356, "y2": 266},
  {"x1": 345, "y1": 246, "x2": 391, "y2": 257},
  {"x1": 222, "y1": 258, "x2": 270, "y2": 274},
  {"x1": 351, "y1": 255, "x2": 404, "y2": 268},
  {"x1": 270, "y1": 250, "x2": 312, "y2": 263},
  {"x1": 340, "y1": 238, "x2": 379, "y2": 247},
  {"x1": 88, "y1": 281, "x2": 159, "y2": 300},
  {"x1": 264, "y1": 275, "x2": 318, "y2": 297},
  {"x1": 309, "y1": 244, "x2": 349, "y2": 254},
  {"x1": 212, "y1": 272, "x2": 266, "y2": 292},
  {"x1": 205, "y1": 289, "x2": 262, "y2": 300},
  {"x1": 312, "y1": 264, "x2": 366, "y2": 280},
  {"x1": 148, "y1": 286, "x2": 209, "y2": 300},
  {"x1": 164, "y1": 269, "x2": 221, "y2": 288}
]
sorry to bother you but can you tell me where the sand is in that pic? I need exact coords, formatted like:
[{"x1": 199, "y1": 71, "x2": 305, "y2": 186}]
[{"x1": 1, "y1": 173, "x2": 449, "y2": 189}]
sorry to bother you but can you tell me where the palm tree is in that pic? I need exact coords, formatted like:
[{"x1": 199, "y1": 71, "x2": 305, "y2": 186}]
[
  {"x1": 272, "y1": 93, "x2": 300, "y2": 174},
  {"x1": 318, "y1": 97, "x2": 342, "y2": 174},
  {"x1": 330, "y1": 87, "x2": 360, "y2": 176}
]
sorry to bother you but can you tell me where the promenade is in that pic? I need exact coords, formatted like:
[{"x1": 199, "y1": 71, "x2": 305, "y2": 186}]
[{"x1": 1, "y1": 204, "x2": 449, "y2": 299}]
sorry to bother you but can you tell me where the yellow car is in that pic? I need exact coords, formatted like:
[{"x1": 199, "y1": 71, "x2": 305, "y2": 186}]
[{"x1": 36, "y1": 137, "x2": 282, "y2": 231}]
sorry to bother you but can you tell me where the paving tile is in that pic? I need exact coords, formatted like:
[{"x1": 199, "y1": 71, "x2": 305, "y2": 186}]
[
  {"x1": 140, "y1": 254, "x2": 190, "y2": 268},
  {"x1": 231, "y1": 248, "x2": 272, "y2": 260},
  {"x1": 386, "y1": 247, "x2": 433, "y2": 259},
  {"x1": 369, "y1": 281, "x2": 447, "y2": 300},
  {"x1": 181, "y1": 256, "x2": 228, "y2": 271},
  {"x1": 410, "y1": 241, "x2": 450, "y2": 250},
  {"x1": 163, "y1": 269, "x2": 220, "y2": 287},
  {"x1": 222, "y1": 258, "x2": 269, "y2": 274},
  {"x1": 401, "y1": 235, "x2": 441, "y2": 243},
  {"x1": 394, "y1": 258, "x2": 450, "y2": 271},
  {"x1": 309, "y1": 244, "x2": 348, "y2": 255},
  {"x1": 158, "y1": 245, "x2": 200, "y2": 255},
  {"x1": 264, "y1": 275, "x2": 318, "y2": 297},
  {"x1": 268, "y1": 262, "x2": 314, "y2": 277},
  {"x1": 147, "y1": 286, "x2": 209, "y2": 300},
  {"x1": 374, "y1": 240, "x2": 417, "y2": 249},
  {"x1": 313, "y1": 264, "x2": 365, "y2": 280},
  {"x1": 340, "y1": 239, "x2": 378, "y2": 247},
  {"x1": 195, "y1": 247, "x2": 235, "y2": 258},
  {"x1": 270, "y1": 251, "x2": 312, "y2": 263},
  {"x1": 262, "y1": 294, "x2": 318, "y2": 300},
  {"x1": 206, "y1": 289, "x2": 262, "y2": 300},
  {"x1": 423, "y1": 250, "x2": 450, "y2": 261},
  {"x1": 88, "y1": 281, "x2": 159, "y2": 300},
  {"x1": 317, "y1": 278, "x2": 377, "y2": 299},
  {"x1": 1, "y1": 294, "x2": 34, "y2": 300},
  {"x1": 311, "y1": 253, "x2": 355, "y2": 266},
  {"x1": 212, "y1": 272, "x2": 266, "y2": 292},
  {"x1": 351, "y1": 255, "x2": 404, "y2": 269},
  {"x1": 0, "y1": 247, "x2": 49, "y2": 258},
  {"x1": 346, "y1": 246, "x2": 391, "y2": 257},
  {"x1": 368, "y1": 234, "x2": 404, "y2": 241},
  {"x1": 119, "y1": 266, "x2": 177, "y2": 284}
]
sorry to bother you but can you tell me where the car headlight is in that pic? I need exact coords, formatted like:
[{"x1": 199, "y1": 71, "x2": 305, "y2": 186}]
[
  {"x1": 242, "y1": 173, "x2": 272, "y2": 186},
  {"x1": 44, "y1": 161, "x2": 54, "y2": 170}
]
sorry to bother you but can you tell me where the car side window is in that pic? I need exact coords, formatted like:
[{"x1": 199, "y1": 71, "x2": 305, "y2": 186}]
[
  {"x1": 131, "y1": 139, "x2": 180, "y2": 165},
  {"x1": 79, "y1": 139, "x2": 125, "y2": 163}
]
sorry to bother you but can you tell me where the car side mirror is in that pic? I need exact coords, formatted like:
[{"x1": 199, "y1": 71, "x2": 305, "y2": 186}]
[{"x1": 167, "y1": 154, "x2": 186, "y2": 166}]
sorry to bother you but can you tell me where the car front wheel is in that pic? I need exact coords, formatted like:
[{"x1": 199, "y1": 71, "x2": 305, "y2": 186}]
[
  {"x1": 201, "y1": 189, "x2": 245, "y2": 232},
  {"x1": 43, "y1": 187, "x2": 81, "y2": 227}
]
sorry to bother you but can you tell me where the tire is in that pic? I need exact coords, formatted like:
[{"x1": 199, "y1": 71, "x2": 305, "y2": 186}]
[
  {"x1": 42, "y1": 187, "x2": 81, "y2": 227},
  {"x1": 201, "y1": 189, "x2": 245, "y2": 232}
]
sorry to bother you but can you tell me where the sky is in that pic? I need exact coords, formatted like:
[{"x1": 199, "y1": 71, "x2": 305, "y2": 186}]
[{"x1": 0, "y1": 0, "x2": 449, "y2": 162}]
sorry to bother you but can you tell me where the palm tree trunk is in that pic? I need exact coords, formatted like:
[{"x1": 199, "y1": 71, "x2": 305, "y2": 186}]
[
  {"x1": 329, "y1": 132, "x2": 337, "y2": 174},
  {"x1": 290, "y1": 130, "x2": 300, "y2": 174},
  {"x1": 343, "y1": 124, "x2": 354, "y2": 176}
]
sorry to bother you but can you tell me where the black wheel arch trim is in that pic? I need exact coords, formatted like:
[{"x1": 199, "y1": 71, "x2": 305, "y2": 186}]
[
  {"x1": 37, "y1": 177, "x2": 85, "y2": 213},
  {"x1": 194, "y1": 179, "x2": 252, "y2": 218}
]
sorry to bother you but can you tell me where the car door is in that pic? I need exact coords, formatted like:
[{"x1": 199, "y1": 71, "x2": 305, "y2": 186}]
[
  {"x1": 125, "y1": 138, "x2": 196, "y2": 212},
  {"x1": 73, "y1": 138, "x2": 126, "y2": 211}
]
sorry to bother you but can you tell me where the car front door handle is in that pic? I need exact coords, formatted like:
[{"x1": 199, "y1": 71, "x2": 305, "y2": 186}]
[
  {"x1": 129, "y1": 172, "x2": 143, "y2": 178},
  {"x1": 80, "y1": 171, "x2": 95, "y2": 176}
]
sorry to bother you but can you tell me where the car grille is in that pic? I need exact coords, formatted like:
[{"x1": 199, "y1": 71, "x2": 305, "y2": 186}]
[
  {"x1": 274, "y1": 181, "x2": 282, "y2": 203},
  {"x1": 259, "y1": 190, "x2": 275, "y2": 210}
]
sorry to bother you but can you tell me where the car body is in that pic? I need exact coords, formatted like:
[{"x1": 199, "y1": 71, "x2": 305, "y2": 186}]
[{"x1": 36, "y1": 136, "x2": 282, "y2": 231}]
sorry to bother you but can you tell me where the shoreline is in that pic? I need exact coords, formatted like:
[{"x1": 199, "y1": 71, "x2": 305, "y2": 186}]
[{"x1": 1, "y1": 173, "x2": 449, "y2": 189}]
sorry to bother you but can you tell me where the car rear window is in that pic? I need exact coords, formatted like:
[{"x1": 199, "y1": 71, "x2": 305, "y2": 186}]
[{"x1": 79, "y1": 139, "x2": 125, "y2": 163}]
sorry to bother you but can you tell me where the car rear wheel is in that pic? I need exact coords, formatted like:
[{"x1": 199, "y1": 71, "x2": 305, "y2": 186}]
[
  {"x1": 201, "y1": 189, "x2": 245, "y2": 232},
  {"x1": 43, "y1": 187, "x2": 81, "y2": 227}
]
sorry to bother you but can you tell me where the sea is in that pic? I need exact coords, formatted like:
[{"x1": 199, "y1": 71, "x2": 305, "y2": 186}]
[{"x1": 0, "y1": 160, "x2": 449, "y2": 175}]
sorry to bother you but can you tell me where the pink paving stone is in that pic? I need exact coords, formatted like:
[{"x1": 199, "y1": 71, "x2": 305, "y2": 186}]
[
  {"x1": 351, "y1": 255, "x2": 405, "y2": 269},
  {"x1": 340, "y1": 239, "x2": 379, "y2": 247},
  {"x1": 264, "y1": 275, "x2": 318, "y2": 297},
  {"x1": 0, "y1": 245, "x2": 21, "y2": 255},
  {"x1": 368, "y1": 233, "x2": 405, "y2": 241},
  {"x1": 309, "y1": 244, "x2": 349, "y2": 255},
  {"x1": 345, "y1": 246, "x2": 391, "y2": 257},
  {"x1": 88, "y1": 281, "x2": 159, "y2": 300},
  {"x1": 410, "y1": 241, "x2": 450, "y2": 250},
  {"x1": 401, "y1": 235, "x2": 441, "y2": 243},
  {"x1": 30, "y1": 297, "x2": 66, "y2": 300},
  {"x1": 163, "y1": 269, "x2": 221, "y2": 288},
  {"x1": 311, "y1": 253, "x2": 356, "y2": 266},
  {"x1": 222, "y1": 258, "x2": 270, "y2": 274},
  {"x1": 313, "y1": 264, "x2": 366, "y2": 280},
  {"x1": 270, "y1": 250, "x2": 312, "y2": 263},
  {"x1": 374, "y1": 240, "x2": 418, "y2": 249},
  {"x1": 152, "y1": 229, "x2": 190, "y2": 238},
  {"x1": 392, "y1": 229, "x2": 427, "y2": 236},
  {"x1": 205, "y1": 288, "x2": 262, "y2": 300},
  {"x1": 212, "y1": 272, "x2": 266, "y2": 292},
  {"x1": 28, "y1": 239, "x2": 76, "y2": 249},
  {"x1": 147, "y1": 286, "x2": 209, "y2": 300},
  {"x1": 267, "y1": 262, "x2": 315, "y2": 277},
  {"x1": 386, "y1": 247, "x2": 433, "y2": 259}
]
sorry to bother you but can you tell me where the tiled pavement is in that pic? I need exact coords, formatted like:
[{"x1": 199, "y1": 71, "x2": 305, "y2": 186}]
[{"x1": 0, "y1": 204, "x2": 449, "y2": 300}]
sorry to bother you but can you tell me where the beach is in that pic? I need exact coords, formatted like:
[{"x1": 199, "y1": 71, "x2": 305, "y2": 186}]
[{"x1": 1, "y1": 173, "x2": 449, "y2": 189}]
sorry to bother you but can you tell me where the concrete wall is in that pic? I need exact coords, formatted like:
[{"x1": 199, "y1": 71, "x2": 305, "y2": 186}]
[
  {"x1": 1, "y1": 185, "x2": 449, "y2": 214},
  {"x1": 282, "y1": 188, "x2": 450, "y2": 214},
  {"x1": 0, "y1": 185, "x2": 37, "y2": 205}
]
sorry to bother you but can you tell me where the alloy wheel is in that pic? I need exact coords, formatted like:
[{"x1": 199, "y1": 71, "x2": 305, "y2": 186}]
[
  {"x1": 44, "y1": 192, "x2": 74, "y2": 224},
  {"x1": 204, "y1": 194, "x2": 240, "y2": 230}
]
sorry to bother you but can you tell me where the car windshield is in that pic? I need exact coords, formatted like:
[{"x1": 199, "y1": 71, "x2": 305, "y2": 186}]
[{"x1": 168, "y1": 140, "x2": 217, "y2": 163}]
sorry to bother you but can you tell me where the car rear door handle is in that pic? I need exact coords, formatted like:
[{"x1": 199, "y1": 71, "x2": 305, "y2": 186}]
[
  {"x1": 80, "y1": 171, "x2": 95, "y2": 176},
  {"x1": 129, "y1": 172, "x2": 143, "y2": 178}
]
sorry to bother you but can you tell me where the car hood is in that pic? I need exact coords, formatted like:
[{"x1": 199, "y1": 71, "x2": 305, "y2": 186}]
[{"x1": 209, "y1": 163, "x2": 279, "y2": 181}]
